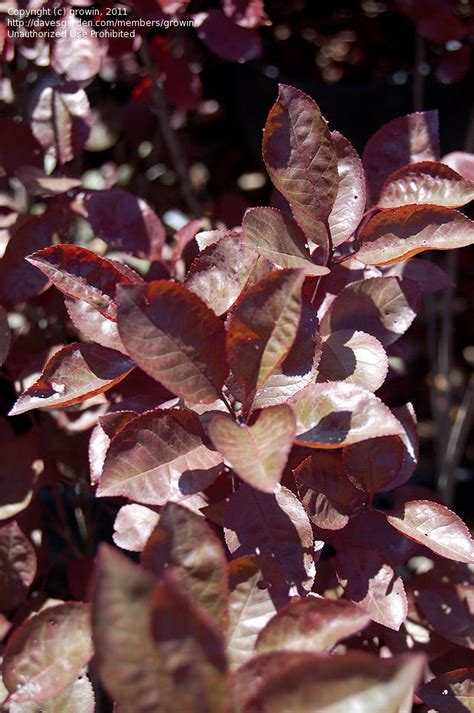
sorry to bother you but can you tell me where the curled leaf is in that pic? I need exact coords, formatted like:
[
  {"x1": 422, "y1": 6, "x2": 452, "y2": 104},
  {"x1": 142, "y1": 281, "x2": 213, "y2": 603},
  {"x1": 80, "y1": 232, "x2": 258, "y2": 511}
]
[{"x1": 378, "y1": 161, "x2": 474, "y2": 209}]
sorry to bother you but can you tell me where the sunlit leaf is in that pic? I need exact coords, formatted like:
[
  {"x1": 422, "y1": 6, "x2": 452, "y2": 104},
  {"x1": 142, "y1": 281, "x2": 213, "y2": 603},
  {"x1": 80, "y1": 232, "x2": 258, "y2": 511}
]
[
  {"x1": 9, "y1": 675, "x2": 95, "y2": 713},
  {"x1": 378, "y1": 161, "x2": 474, "y2": 208},
  {"x1": 65, "y1": 298, "x2": 126, "y2": 353},
  {"x1": 256, "y1": 597, "x2": 370, "y2": 654},
  {"x1": 224, "y1": 484, "x2": 316, "y2": 593},
  {"x1": 387, "y1": 500, "x2": 474, "y2": 563},
  {"x1": 328, "y1": 131, "x2": 366, "y2": 247},
  {"x1": 208, "y1": 405, "x2": 296, "y2": 492},
  {"x1": 51, "y1": 8, "x2": 101, "y2": 82},
  {"x1": 89, "y1": 410, "x2": 137, "y2": 484},
  {"x1": 117, "y1": 281, "x2": 228, "y2": 404},
  {"x1": 0, "y1": 522, "x2": 37, "y2": 611},
  {"x1": 357, "y1": 205, "x2": 474, "y2": 266},
  {"x1": 289, "y1": 382, "x2": 403, "y2": 448},
  {"x1": 97, "y1": 408, "x2": 222, "y2": 505},
  {"x1": 2, "y1": 604, "x2": 93, "y2": 704},
  {"x1": 142, "y1": 503, "x2": 228, "y2": 628},
  {"x1": 113, "y1": 504, "x2": 160, "y2": 553},
  {"x1": 10, "y1": 344, "x2": 134, "y2": 416},
  {"x1": 317, "y1": 329, "x2": 388, "y2": 392}
]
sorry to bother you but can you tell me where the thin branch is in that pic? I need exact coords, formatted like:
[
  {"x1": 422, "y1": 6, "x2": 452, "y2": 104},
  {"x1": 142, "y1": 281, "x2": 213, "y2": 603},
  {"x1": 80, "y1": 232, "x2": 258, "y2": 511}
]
[{"x1": 139, "y1": 40, "x2": 201, "y2": 217}]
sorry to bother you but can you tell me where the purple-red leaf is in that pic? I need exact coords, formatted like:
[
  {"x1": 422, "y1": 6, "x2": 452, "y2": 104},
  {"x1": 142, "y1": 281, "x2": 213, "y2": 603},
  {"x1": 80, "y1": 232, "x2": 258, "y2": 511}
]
[
  {"x1": 97, "y1": 408, "x2": 222, "y2": 505},
  {"x1": 386, "y1": 500, "x2": 474, "y2": 563},
  {"x1": 415, "y1": 584, "x2": 474, "y2": 649},
  {"x1": 113, "y1": 504, "x2": 160, "y2": 552},
  {"x1": 289, "y1": 382, "x2": 403, "y2": 448},
  {"x1": 418, "y1": 668, "x2": 474, "y2": 712},
  {"x1": 226, "y1": 268, "x2": 305, "y2": 399},
  {"x1": 363, "y1": 110, "x2": 439, "y2": 203},
  {"x1": 320, "y1": 277, "x2": 419, "y2": 347},
  {"x1": 27, "y1": 245, "x2": 138, "y2": 321},
  {"x1": 387, "y1": 257, "x2": 454, "y2": 295},
  {"x1": 357, "y1": 205, "x2": 474, "y2": 266},
  {"x1": 10, "y1": 344, "x2": 134, "y2": 416},
  {"x1": 15, "y1": 166, "x2": 81, "y2": 197},
  {"x1": 378, "y1": 161, "x2": 474, "y2": 209},
  {"x1": 142, "y1": 502, "x2": 228, "y2": 628},
  {"x1": 241, "y1": 207, "x2": 329, "y2": 275},
  {"x1": 256, "y1": 597, "x2": 370, "y2": 654},
  {"x1": 195, "y1": 9, "x2": 262, "y2": 61},
  {"x1": 381, "y1": 404, "x2": 418, "y2": 491},
  {"x1": 224, "y1": 484, "x2": 316, "y2": 593},
  {"x1": 342, "y1": 436, "x2": 405, "y2": 495},
  {"x1": 208, "y1": 405, "x2": 296, "y2": 492},
  {"x1": 89, "y1": 410, "x2": 137, "y2": 484},
  {"x1": 65, "y1": 298, "x2": 126, "y2": 353},
  {"x1": 0, "y1": 119, "x2": 43, "y2": 175},
  {"x1": 51, "y1": 9, "x2": 101, "y2": 82},
  {"x1": 328, "y1": 131, "x2": 366, "y2": 247},
  {"x1": 117, "y1": 281, "x2": 228, "y2": 404},
  {"x1": 317, "y1": 329, "x2": 388, "y2": 392},
  {"x1": 0, "y1": 306, "x2": 10, "y2": 365},
  {"x1": 0, "y1": 522, "x2": 36, "y2": 612},
  {"x1": 223, "y1": 0, "x2": 270, "y2": 28},
  {"x1": 443, "y1": 151, "x2": 474, "y2": 181},
  {"x1": 2, "y1": 603, "x2": 93, "y2": 704}
]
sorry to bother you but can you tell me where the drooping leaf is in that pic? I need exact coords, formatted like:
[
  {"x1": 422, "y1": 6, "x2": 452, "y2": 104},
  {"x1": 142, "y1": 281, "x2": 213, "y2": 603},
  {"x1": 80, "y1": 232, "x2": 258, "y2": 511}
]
[
  {"x1": 27, "y1": 245, "x2": 138, "y2": 321},
  {"x1": 320, "y1": 277, "x2": 419, "y2": 347},
  {"x1": 30, "y1": 77, "x2": 92, "y2": 165},
  {"x1": 224, "y1": 484, "x2": 316, "y2": 593},
  {"x1": 117, "y1": 281, "x2": 228, "y2": 404},
  {"x1": 251, "y1": 302, "x2": 322, "y2": 409},
  {"x1": 2, "y1": 604, "x2": 93, "y2": 704},
  {"x1": 91, "y1": 545, "x2": 162, "y2": 712},
  {"x1": 317, "y1": 329, "x2": 388, "y2": 392},
  {"x1": 0, "y1": 306, "x2": 10, "y2": 365},
  {"x1": 415, "y1": 584, "x2": 474, "y2": 649},
  {"x1": 97, "y1": 408, "x2": 222, "y2": 505},
  {"x1": 185, "y1": 233, "x2": 257, "y2": 315},
  {"x1": 256, "y1": 597, "x2": 370, "y2": 654},
  {"x1": 342, "y1": 436, "x2": 405, "y2": 495},
  {"x1": 241, "y1": 207, "x2": 329, "y2": 275},
  {"x1": 336, "y1": 547, "x2": 408, "y2": 630},
  {"x1": 51, "y1": 9, "x2": 101, "y2": 82},
  {"x1": 289, "y1": 382, "x2": 403, "y2": 448},
  {"x1": 418, "y1": 668, "x2": 474, "y2": 712},
  {"x1": 240, "y1": 651, "x2": 424, "y2": 713},
  {"x1": 362, "y1": 110, "x2": 439, "y2": 202},
  {"x1": 195, "y1": 9, "x2": 262, "y2": 61},
  {"x1": 208, "y1": 405, "x2": 296, "y2": 492},
  {"x1": 328, "y1": 131, "x2": 366, "y2": 247},
  {"x1": 378, "y1": 161, "x2": 474, "y2": 209},
  {"x1": 295, "y1": 452, "x2": 366, "y2": 530},
  {"x1": 357, "y1": 205, "x2": 474, "y2": 266},
  {"x1": 226, "y1": 555, "x2": 289, "y2": 670},
  {"x1": 82, "y1": 188, "x2": 166, "y2": 260},
  {"x1": 150, "y1": 572, "x2": 228, "y2": 713},
  {"x1": 386, "y1": 500, "x2": 474, "y2": 563},
  {"x1": 10, "y1": 344, "x2": 134, "y2": 416},
  {"x1": 142, "y1": 503, "x2": 228, "y2": 628},
  {"x1": 0, "y1": 522, "x2": 37, "y2": 612},
  {"x1": 226, "y1": 268, "x2": 305, "y2": 400},
  {"x1": 113, "y1": 504, "x2": 160, "y2": 553},
  {"x1": 8, "y1": 675, "x2": 95, "y2": 713}
]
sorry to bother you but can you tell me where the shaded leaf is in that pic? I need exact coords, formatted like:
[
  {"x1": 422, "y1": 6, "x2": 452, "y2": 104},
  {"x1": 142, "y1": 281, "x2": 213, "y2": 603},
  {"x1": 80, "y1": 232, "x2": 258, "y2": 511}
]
[
  {"x1": 241, "y1": 207, "x2": 329, "y2": 275},
  {"x1": 83, "y1": 188, "x2": 166, "y2": 259},
  {"x1": 378, "y1": 161, "x2": 474, "y2": 209},
  {"x1": 387, "y1": 500, "x2": 474, "y2": 563},
  {"x1": 91, "y1": 545, "x2": 162, "y2": 712},
  {"x1": 262, "y1": 85, "x2": 339, "y2": 253},
  {"x1": 0, "y1": 424, "x2": 40, "y2": 521},
  {"x1": 363, "y1": 110, "x2": 439, "y2": 202},
  {"x1": 14, "y1": 166, "x2": 81, "y2": 197},
  {"x1": 320, "y1": 277, "x2": 419, "y2": 347},
  {"x1": 328, "y1": 131, "x2": 366, "y2": 247},
  {"x1": 51, "y1": 9, "x2": 101, "y2": 82},
  {"x1": 0, "y1": 119, "x2": 43, "y2": 175},
  {"x1": 381, "y1": 403, "x2": 418, "y2": 491},
  {"x1": 357, "y1": 205, "x2": 474, "y2": 266},
  {"x1": 142, "y1": 503, "x2": 228, "y2": 628},
  {"x1": 295, "y1": 452, "x2": 366, "y2": 530},
  {"x1": 208, "y1": 405, "x2": 296, "y2": 492},
  {"x1": 27, "y1": 245, "x2": 138, "y2": 321},
  {"x1": 185, "y1": 233, "x2": 256, "y2": 315},
  {"x1": 97, "y1": 408, "x2": 222, "y2": 505},
  {"x1": 227, "y1": 555, "x2": 289, "y2": 670},
  {"x1": 387, "y1": 257, "x2": 454, "y2": 294},
  {"x1": 317, "y1": 329, "x2": 388, "y2": 392},
  {"x1": 150, "y1": 573, "x2": 228, "y2": 713},
  {"x1": 336, "y1": 547, "x2": 408, "y2": 630},
  {"x1": 224, "y1": 484, "x2": 316, "y2": 593},
  {"x1": 2, "y1": 603, "x2": 93, "y2": 704},
  {"x1": 418, "y1": 668, "x2": 474, "y2": 712},
  {"x1": 289, "y1": 382, "x2": 403, "y2": 448},
  {"x1": 195, "y1": 9, "x2": 262, "y2": 61},
  {"x1": 10, "y1": 344, "x2": 134, "y2": 416},
  {"x1": 256, "y1": 597, "x2": 370, "y2": 654},
  {"x1": 342, "y1": 436, "x2": 404, "y2": 495},
  {"x1": 415, "y1": 584, "x2": 474, "y2": 649},
  {"x1": 30, "y1": 77, "x2": 92, "y2": 165},
  {"x1": 0, "y1": 522, "x2": 37, "y2": 611},
  {"x1": 117, "y1": 281, "x2": 228, "y2": 404},
  {"x1": 113, "y1": 504, "x2": 160, "y2": 553},
  {"x1": 0, "y1": 306, "x2": 10, "y2": 365},
  {"x1": 226, "y1": 268, "x2": 305, "y2": 399}
]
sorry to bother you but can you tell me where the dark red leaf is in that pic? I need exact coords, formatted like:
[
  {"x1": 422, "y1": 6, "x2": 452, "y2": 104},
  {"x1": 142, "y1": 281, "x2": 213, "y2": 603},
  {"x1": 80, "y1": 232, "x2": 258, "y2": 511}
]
[
  {"x1": 381, "y1": 404, "x2": 418, "y2": 491},
  {"x1": 14, "y1": 166, "x2": 82, "y2": 197},
  {"x1": 328, "y1": 131, "x2": 366, "y2": 247},
  {"x1": 0, "y1": 119, "x2": 43, "y2": 175},
  {"x1": 388, "y1": 257, "x2": 454, "y2": 295},
  {"x1": 415, "y1": 584, "x2": 474, "y2": 649},
  {"x1": 89, "y1": 410, "x2": 137, "y2": 484},
  {"x1": 0, "y1": 522, "x2": 36, "y2": 612},
  {"x1": 195, "y1": 10, "x2": 262, "y2": 62},
  {"x1": 418, "y1": 668, "x2": 474, "y2": 712},
  {"x1": 0, "y1": 305, "x2": 10, "y2": 365},
  {"x1": 342, "y1": 436, "x2": 405, "y2": 495}
]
